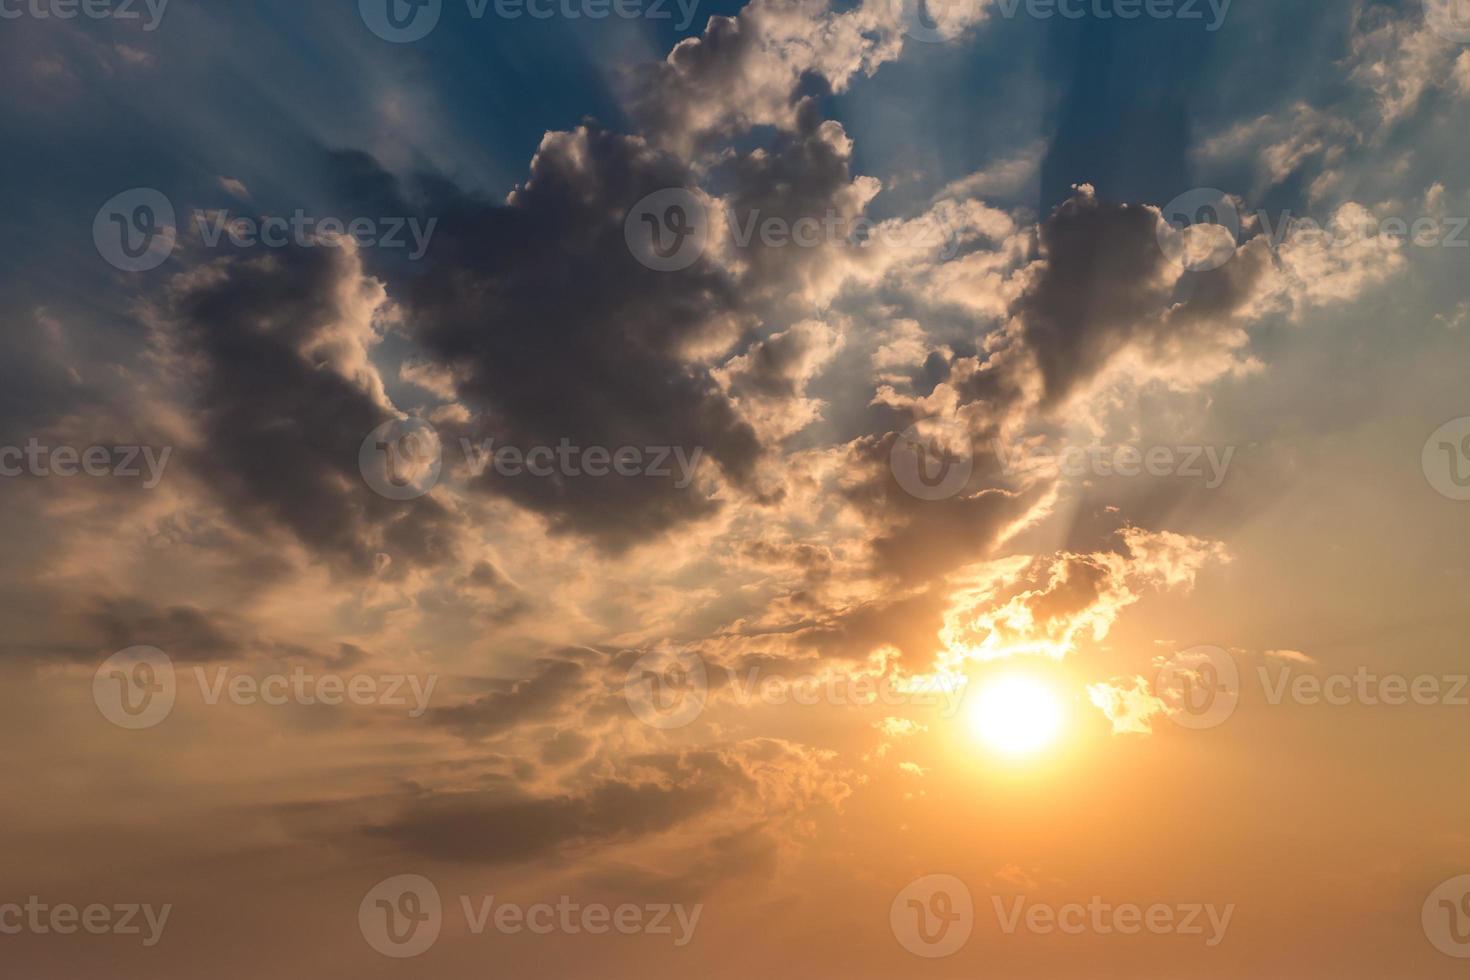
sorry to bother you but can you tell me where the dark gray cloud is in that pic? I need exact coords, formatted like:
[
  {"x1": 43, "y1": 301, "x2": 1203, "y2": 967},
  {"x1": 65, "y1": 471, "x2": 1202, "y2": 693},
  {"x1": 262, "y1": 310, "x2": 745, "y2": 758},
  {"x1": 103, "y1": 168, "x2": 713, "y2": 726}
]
[
  {"x1": 162, "y1": 244, "x2": 459, "y2": 576},
  {"x1": 364, "y1": 751, "x2": 740, "y2": 864},
  {"x1": 395, "y1": 126, "x2": 764, "y2": 550}
]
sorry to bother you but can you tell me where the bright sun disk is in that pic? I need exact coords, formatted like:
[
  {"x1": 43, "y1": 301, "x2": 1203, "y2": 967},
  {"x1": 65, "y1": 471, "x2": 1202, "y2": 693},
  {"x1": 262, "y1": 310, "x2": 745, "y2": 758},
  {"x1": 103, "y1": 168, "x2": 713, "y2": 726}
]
[{"x1": 966, "y1": 673, "x2": 1065, "y2": 758}]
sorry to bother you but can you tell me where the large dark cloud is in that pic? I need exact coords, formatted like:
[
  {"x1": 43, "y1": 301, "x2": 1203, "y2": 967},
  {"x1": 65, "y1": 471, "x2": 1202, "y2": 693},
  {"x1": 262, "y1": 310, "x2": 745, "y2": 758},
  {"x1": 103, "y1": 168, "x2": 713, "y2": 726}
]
[
  {"x1": 364, "y1": 750, "x2": 742, "y2": 864},
  {"x1": 164, "y1": 244, "x2": 458, "y2": 576},
  {"x1": 393, "y1": 126, "x2": 765, "y2": 550}
]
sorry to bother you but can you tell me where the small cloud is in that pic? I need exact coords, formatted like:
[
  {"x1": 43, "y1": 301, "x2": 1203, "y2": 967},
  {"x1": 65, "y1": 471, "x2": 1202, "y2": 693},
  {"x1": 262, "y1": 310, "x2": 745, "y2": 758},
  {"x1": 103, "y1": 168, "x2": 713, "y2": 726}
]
[
  {"x1": 1087, "y1": 676, "x2": 1167, "y2": 735},
  {"x1": 897, "y1": 762, "x2": 927, "y2": 777},
  {"x1": 1264, "y1": 648, "x2": 1316, "y2": 664},
  {"x1": 877, "y1": 717, "x2": 926, "y2": 738},
  {"x1": 991, "y1": 864, "x2": 1041, "y2": 890},
  {"x1": 217, "y1": 176, "x2": 251, "y2": 201},
  {"x1": 113, "y1": 44, "x2": 155, "y2": 69}
]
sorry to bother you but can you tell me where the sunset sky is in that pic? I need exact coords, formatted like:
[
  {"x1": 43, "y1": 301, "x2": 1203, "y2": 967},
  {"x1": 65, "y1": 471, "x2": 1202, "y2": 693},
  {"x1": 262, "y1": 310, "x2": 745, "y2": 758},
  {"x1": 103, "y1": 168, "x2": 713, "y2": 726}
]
[{"x1": 3, "y1": 0, "x2": 1470, "y2": 976}]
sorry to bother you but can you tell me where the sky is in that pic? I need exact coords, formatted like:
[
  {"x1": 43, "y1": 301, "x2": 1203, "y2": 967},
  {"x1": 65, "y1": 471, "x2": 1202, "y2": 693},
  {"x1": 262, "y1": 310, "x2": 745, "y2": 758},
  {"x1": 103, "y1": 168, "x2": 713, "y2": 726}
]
[{"x1": 3, "y1": 0, "x2": 1470, "y2": 976}]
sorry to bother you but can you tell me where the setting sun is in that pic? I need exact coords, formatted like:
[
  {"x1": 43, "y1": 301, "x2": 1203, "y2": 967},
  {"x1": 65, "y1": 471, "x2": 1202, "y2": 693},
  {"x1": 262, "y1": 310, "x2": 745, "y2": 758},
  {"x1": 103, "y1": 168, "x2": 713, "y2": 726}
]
[{"x1": 965, "y1": 674, "x2": 1066, "y2": 759}]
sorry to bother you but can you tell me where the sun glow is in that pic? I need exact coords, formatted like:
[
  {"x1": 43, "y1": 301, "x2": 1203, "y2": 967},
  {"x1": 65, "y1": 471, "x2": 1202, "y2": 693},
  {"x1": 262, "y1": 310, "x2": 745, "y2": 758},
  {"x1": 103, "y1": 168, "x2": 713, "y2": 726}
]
[{"x1": 965, "y1": 673, "x2": 1066, "y2": 759}]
